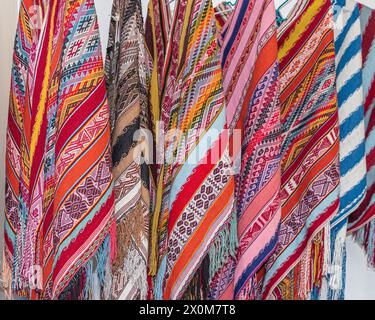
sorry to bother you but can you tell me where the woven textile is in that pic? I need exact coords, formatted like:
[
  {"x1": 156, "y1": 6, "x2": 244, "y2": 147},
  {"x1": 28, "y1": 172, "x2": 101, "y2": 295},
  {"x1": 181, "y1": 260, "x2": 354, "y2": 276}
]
[
  {"x1": 323, "y1": 0, "x2": 366, "y2": 300},
  {"x1": 105, "y1": 0, "x2": 152, "y2": 300},
  {"x1": 3, "y1": 0, "x2": 114, "y2": 299},
  {"x1": 209, "y1": 0, "x2": 282, "y2": 300},
  {"x1": 145, "y1": 0, "x2": 236, "y2": 300},
  {"x1": 261, "y1": 0, "x2": 340, "y2": 299},
  {"x1": 348, "y1": 4, "x2": 375, "y2": 267}
]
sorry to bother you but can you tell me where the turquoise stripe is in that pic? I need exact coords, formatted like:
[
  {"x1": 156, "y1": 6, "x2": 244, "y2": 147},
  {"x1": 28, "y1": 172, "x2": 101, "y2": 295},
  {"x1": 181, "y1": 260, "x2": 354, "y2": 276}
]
[
  {"x1": 168, "y1": 107, "x2": 226, "y2": 209},
  {"x1": 52, "y1": 185, "x2": 113, "y2": 269}
]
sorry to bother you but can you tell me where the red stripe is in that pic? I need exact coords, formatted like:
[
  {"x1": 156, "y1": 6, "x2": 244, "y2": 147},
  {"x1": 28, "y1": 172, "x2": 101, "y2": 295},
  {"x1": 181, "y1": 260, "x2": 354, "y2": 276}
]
[
  {"x1": 55, "y1": 79, "x2": 107, "y2": 156},
  {"x1": 365, "y1": 82, "x2": 375, "y2": 137},
  {"x1": 361, "y1": 11, "x2": 375, "y2": 64},
  {"x1": 7, "y1": 110, "x2": 21, "y2": 146},
  {"x1": 367, "y1": 145, "x2": 375, "y2": 170},
  {"x1": 349, "y1": 182, "x2": 375, "y2": 230},
  {"x1": 280, "y1": 1, "x2": 329, "y2": 71},
  {"x1": 52, "y1": 192, "x2": 114, "y2": 287},
  {"x1": 282, "y1": 112, "x2": 337, "y2": 183},
  {"x1": 168, "y1": 135, "x2": 226, "y2": 234}
]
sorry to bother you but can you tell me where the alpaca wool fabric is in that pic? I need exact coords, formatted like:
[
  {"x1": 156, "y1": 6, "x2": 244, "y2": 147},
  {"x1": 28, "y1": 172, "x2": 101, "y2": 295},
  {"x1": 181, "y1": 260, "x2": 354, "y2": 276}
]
[
  {"x1": 105, "y1": 0, "x2": 152, "y2": 300},
  {"x1": 323, "y1": 0, "x2": 367, "y2": 300},
  {"x1": 348, "y1": 4, "x2": 375, "y2": 268},
  {"x1": 261, "y1": 0, "x2": 340, "y2": 299},
  {"x1": 209, "y1": 0, "x2": 282, "y2": 300},
  {"x1": 145, "y1": 0, "x2": 236, "y2": 300},
  {"x1": 3, "y1": 0, "x2": 115, "y2": 299}
]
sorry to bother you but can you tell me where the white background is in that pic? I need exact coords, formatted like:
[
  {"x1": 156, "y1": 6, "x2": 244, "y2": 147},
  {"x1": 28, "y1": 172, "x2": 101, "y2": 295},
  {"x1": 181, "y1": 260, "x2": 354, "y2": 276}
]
[{"x1": 0, "y1": 0, "x2": 374, "y2": 299}]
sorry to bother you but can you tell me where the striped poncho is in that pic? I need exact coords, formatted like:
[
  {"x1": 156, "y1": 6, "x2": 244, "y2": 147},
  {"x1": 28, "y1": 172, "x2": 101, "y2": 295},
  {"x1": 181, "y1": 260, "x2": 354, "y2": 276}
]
[
  {"x1": 210, "y1": 0, "x2": 282, "y2": 300},
  {"x1": 323, "y1": 0, "x2": 367, "y2": 300},
  {"x1": 145, "y1": 0, "x2": 237, "y2": 300},
  {"x1": 105, "y1": 0, "x2": 152, "y2": 300},
  {"x1": 348, "y1": 4, "x2": 375, "y2": 268},
  {"x1": 262, "y1": 0, "x2": 340, "y2": 299},
  {"x1": 3, "y1": 0, "x2": 115, "y2": 299}
]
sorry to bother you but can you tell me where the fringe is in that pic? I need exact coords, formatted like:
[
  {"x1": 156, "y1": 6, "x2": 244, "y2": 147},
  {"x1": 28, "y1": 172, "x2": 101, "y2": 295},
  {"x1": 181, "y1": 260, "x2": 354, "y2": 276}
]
[
  {"x1": 182, "y1": 256, "x2": 209, "y2": 300},
  {"x1": 325, "y1": 220, "x2": 347, "y2": 300},
  {"x1": 112, "y1": 202, "x2": 148, "y2": 300},
  {"x1": 114, "y1": 247, "x2": 148, "y2": 299},
  {"x1": 277, "y1": 227, "x2": 331, "y2": 300},
  {"x1": 208, "y1": 214, "x2": 238, "y2": 283},
  {"x1": 110, "y1": 221, "x2": 117, "y2": 265},
  {"x1": 58, "y1": 233, "x2": 112, "y2": 300},
  {"x1": 352, "y1": 219, "x2": 375, "y2": 268},
  {"x1": 113, "y1": 203, "x2": 144, "y2": 272}
]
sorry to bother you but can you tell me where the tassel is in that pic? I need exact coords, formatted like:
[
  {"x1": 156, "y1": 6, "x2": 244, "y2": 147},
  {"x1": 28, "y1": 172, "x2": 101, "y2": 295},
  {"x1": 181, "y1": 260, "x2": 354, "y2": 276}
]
[
  {"x1": 96, "y1": 235, "x2": 111, "y2": 289},
  {"x1": 83, "y1": 260, "x2": 94, "y2": 300},
  {"x1": 326, "y1": 220, "x2": 347, "y2": 300},
  {"x1": 208, "y1": 213, "x2": 238, "y2": 283},
  {"x1": 58, "y1": 233, "x2": 112, "y2": 300},
  {"x1": 352, "y1": 220, "x2": 375, "y2": 268}
]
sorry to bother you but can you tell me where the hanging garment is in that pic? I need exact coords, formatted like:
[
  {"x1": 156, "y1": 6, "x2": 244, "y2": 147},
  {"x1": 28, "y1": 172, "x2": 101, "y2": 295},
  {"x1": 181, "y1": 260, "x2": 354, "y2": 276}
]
[
  {"x1": 105, "y1": 0, "x2": 151, "y2": 300},
  {"x1": 324, "y1": 0, "x2": 366, "y2": 300},
  {"x1": 210, "y1": 0, "x2": 282, "y2": 300},
  {"x1": 145, "y1": 0, "x2": 237, "y2": 300},
  {"x1": 348, "y1": 4, "x2": 375, "y2": 267},
  {"x1": 261, "y1": 0, "x2": 340, "y2": 299},
  {"x1": 3, "y1": 0, "x2": 115, "y2": 299}
]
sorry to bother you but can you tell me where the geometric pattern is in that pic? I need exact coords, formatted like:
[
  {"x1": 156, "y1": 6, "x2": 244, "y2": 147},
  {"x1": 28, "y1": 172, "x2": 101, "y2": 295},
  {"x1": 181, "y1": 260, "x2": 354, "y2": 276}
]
[
  {"x1": 146, "y1": 0, "x2": 235, "y2": 300},
  {"x1": 4, "y1": 0, "x2": 114, "y2": 300},
  {"x1": 105, "y1": 0, "x2": 151, "y2": 300},
  {"x1": 212, "y1": 0, "x2": 282, "y2": 300},
  {"x1": 261, "y1": 0, "x2": 340, "y2": 300}
]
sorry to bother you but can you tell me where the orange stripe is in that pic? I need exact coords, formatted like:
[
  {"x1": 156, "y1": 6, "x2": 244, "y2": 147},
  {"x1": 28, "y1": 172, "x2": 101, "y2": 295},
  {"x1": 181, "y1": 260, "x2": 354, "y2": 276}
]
[
  {"x1": 164, "y1": 177, "x2": 234, "y2": 299},
  {"x1": 54, "y1": 128, "x2": 109, "y2": 209},
  {"x1": 282, "y1": 138, "x2": 338, "y2": 217},
  {"x1": 237, "y1": 36, "x2": 278, "y2": 132},
  {"x1": 6, "y1": 160, "x2": 18, "y2": 194},
  {"x1": 238, "y1": 171, "x2": 279, "y2": 236}
]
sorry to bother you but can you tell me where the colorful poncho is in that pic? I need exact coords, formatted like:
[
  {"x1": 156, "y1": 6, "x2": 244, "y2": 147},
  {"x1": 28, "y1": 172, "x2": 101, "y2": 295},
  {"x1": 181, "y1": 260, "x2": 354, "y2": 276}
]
[
  {"x1": 324, "y1": 0, "x2": 366, "y2": 300},
  {"x1": 145, "y1": 0, "x2": 237, "y2": 300},
  {"x1": 262, "y1": 0, "x2": 340, "y2": 299},
  {"x1": 105, "y1": 0, "x2": 151, "y2": 300},
  {"x1": 211, "y1": 0, "x2": 282, "y2": 300},
  {"x1": 348, "y1": 4, "x2": 375, "y2": 268},
  {"x1": 3, "y1": 0, "x2": 114, "y2": 300}
]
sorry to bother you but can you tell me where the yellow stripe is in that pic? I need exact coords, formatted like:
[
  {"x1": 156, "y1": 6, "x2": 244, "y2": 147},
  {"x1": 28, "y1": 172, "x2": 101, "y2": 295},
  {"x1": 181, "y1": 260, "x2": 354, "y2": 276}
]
[
  {"x1": 149, "y1": 165, "x2": 165, "y2": 276},
  {"x1": 29, "y1": 0, "x2": 57, "y2": 162},
  {"x1": 178, "y1": 0, "x2": 194, "y2": 66},
  {"x1": 278, "y1": 0, "x2": 325, "y2": 61}
]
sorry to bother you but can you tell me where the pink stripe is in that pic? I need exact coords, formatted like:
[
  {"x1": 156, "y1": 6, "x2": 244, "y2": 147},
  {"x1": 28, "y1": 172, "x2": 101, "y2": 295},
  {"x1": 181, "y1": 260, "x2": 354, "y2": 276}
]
[
  {"x1": 238, "y1": 171, "x2": 280, "y2": 237},
  {"x1": 224, "y1": 3, "x2": 276, "y2": 125},
  {"x1": 235, "y1": 207, "x2": 281, "y2": 284}
]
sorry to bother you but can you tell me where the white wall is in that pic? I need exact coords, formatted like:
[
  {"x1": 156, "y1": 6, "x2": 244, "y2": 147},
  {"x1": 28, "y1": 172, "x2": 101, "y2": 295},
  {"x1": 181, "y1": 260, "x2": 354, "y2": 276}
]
[{"x1": 1, "y1": 0, "x2": 374, "y2": 300}]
